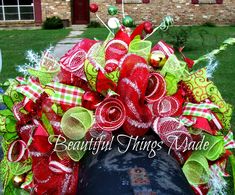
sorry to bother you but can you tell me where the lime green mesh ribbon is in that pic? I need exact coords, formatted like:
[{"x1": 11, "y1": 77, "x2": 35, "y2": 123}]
[
  {"x1": 61, "y1": 107, "x2": 94, "y2": 140},
  {"x1": 203, "y1": 133, "x2": 225, "y2": 161},
  {"x1": 183, "y1": 133, "x2": 225, "y2": 185},
  {"x1": 128, "y1": 36, "x2": 152, "y2": 61},
  {"x1": 165, "y1": 73, "x2": 179, "y2": 95},
  {"x1": 183, "y1": 151, "x2": 210, "y2": 185},
  {"x1": 161, "y1": 54, "x2": 189, "y2": 81}
]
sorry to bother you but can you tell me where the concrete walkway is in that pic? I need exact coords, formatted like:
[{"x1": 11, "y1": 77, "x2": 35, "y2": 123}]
[{"x1": 53, "y1": 25, "x2": 86, "y2": 58}]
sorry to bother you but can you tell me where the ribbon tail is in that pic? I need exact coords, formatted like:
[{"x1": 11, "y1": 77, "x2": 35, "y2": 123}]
[
  {"x1": 224, "y1": 131, "x2": 235, "y2": 150},
  {"x1": 229, "y1": 154, "x2": 235, "y2": 193}
]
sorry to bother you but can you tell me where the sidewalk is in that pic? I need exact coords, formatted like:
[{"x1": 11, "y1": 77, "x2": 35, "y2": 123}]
[{"x1": 53, "y1": 25, "x2": 86, "y2": 58}]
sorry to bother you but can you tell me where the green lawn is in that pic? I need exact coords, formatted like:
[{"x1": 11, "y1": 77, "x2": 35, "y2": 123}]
[{"x1": 0, "y1": 29, "x2": 71, "y2": 82}]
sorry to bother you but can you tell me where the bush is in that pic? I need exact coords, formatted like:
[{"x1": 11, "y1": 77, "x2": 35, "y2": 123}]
[
  {"x1": 202, "y1": 22, "x2": 216, "y2": 27},
  {"x1": 87, "y1": 21, "x2": 101, "y2": 28},
  {"x1": 43, "y1": 16, "x2": 64, "y2": 29},
  {"x1": 166, "y1": 27, "x2": 192, "y2": 49}
]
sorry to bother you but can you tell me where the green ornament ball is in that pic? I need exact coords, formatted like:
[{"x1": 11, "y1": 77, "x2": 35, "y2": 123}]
[
  {"x1": 122, "y1": 16, "x2": 134, "y2": 27},
  {"x1": 108, "y1": 6, "x2": 118, "y2": 16}
]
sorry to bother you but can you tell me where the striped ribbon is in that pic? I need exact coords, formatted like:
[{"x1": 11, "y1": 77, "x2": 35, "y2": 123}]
[
  {"x1": 47, "y1": 82, "x2": 84, "y2": 106},
  {"x1": 183, "y1": 102, "x2": 218, "y2": 121}
]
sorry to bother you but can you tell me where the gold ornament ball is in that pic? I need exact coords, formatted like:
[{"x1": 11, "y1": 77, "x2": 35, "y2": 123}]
[
  {"x1": 13, "y1": 175, "x2": 25, "y2": 188},
  {"x1": 150, "y1": 51, "x2": 167, "y2": 68}
]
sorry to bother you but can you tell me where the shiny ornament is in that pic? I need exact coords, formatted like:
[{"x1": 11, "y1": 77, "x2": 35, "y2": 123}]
[
  {"x1": 150, "y1": 50, "x2": 167, "y2": 68},
  {"x1": 82, "y1": 91, "x2": 103, "y2": 110},
  {"x1": 108, "y1": 17, "x2": 120, "y2": 29},
  {"x1": 108, "y1": 6, "x2": 118, "y2": 16},
  {"x1": 89, "y1": 3, "x2": 99, "y2": 13},
  {"x1": 13, "y1": 175, "x2": 25, "y2": 188},
  {"x1": 144, "y1": 21, "x2": 153, "y2": 34},
  {"x1": 122, "y1": 16, "x2": 134, "y2": 27}
]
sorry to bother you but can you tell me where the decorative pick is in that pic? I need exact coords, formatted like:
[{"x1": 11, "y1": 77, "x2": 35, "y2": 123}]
[{"x1": 144, "y1": 16, "x2": 174, "y2": 40}]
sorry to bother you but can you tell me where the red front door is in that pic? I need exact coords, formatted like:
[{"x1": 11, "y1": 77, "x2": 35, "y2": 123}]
[{"x1": 72, "y1": 0, "x2": 90, "y2": 24}]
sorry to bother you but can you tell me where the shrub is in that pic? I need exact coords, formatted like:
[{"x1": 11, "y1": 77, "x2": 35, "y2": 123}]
[
  {"x1": 42, "y1": 16, "x2": 64, "y2": 29},
  {"x1": 202, "y1": 22, "x2": 216, "y2": 27},
  {"x1": 87, "y1": 21, "x2": 101, "y2": 28},
  {"x1": 166, "y1": 27, "x2": 192, "y2": 49}
]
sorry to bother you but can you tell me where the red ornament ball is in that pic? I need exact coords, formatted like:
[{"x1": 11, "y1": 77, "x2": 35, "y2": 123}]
[
  {"x1": 82, "y1": 91, "x2": 102, "y2": 110},
  {"x1": 144, "y1": 21, "x2": 153, "y2": 34},
  {"x1": 89, "y1": 3, "x2": 99, "y2": 13}
]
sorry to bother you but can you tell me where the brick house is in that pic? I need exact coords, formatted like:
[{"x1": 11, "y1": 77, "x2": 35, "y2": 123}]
[{"x1": 0, "y1": 0, "x2": 234, "y2": 27}]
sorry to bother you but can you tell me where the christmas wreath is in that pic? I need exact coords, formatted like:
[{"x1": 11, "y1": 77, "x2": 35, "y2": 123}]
[{"x1": 0, "y1": 3, "x2": 235, "y2": 195}]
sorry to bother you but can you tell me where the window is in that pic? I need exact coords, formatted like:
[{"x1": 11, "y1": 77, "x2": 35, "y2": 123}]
[{"x1": 0, "y1": 0, "x2": 34, "y2": 21}]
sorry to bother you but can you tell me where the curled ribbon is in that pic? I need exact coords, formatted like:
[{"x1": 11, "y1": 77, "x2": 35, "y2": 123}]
[
  {"x1": 95, "y1": 97, "x2": 126, "y2": 131},
  {"x1": 7, "y1": 140, "x2": 29, "y2": 162},
  {"x1": 145, "y1": 72, "x2": 166, "y2": 103},
  {"x1": 61, "y1": 106, "x2": 94, "y2": 140},
  {"x1": 153, "y1": 96, "x2": 180, "y2": 117},
  {"x1": 153, "y1": 117, "x2": 192, "y2": 151}
]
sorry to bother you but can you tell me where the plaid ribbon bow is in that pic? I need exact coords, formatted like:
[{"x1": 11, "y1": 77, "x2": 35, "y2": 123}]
[
  {"x1": 224, "y1": 131, "x2": 235, "y2": 150},
  {"x1": 183, "y1": 102, "x2": 218, "y2": 121},
  {"x1": 16, "y1": 77, "x2": 44, "y2": 102},
  {"x1": 47, "y1": 82, "x2": 84, "y2": 106}
]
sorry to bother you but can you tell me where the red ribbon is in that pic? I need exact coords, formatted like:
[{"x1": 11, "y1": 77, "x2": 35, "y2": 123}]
[
  {"x1": 117, "y1": 54, "x2": 153, "y2": 136},
  {"x1": 95, "y1": 97, "x2": 126, "y2": 131}
]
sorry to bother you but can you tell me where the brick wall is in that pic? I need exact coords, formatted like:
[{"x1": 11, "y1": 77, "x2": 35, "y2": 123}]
[
  {"x1": 89, "y1": 0, "x2": 235, "y2": 25},
  {"x1": 2, "y1": 0, "x2": 233, "y2": 27},
  {"x1": 41, "y1": 0, "x2": 71, "y2": 22}
]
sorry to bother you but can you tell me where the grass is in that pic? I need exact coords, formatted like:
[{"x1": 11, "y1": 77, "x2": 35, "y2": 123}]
[
  {"x1": 0, "y1": 29, "x2": 71, "y2": 82},
  {"x1": 81, "y1": 26, "x2": 235, "y2": 194}
]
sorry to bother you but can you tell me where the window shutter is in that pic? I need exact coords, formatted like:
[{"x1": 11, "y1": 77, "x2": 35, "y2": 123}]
[
  {"x1": 216, "y1": 0, "x2": 223, "y2": 4},
  {"x1": 191, "y1": 0, "x2": 223, "y2": 4},
  {"x1": 34, "y1": 0, "x2": 42, "y2": 24},
  {"x1": 116, "y1": 0, "x2": 150, "y2": 4},
  {"x1": 191, "y1": 0, "x2": 199, "y2": 4},
  {"x1": 142, "y1": 0, "x2": 150, "y2": 3}
]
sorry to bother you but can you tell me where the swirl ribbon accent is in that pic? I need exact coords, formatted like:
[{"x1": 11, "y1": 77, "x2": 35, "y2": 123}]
[
  {"x1": 145, "y1": 72, "x2": 166, "y2": 103},
  {"x1": 95, "y1": 97, "x2": 126, "y2": 131}
]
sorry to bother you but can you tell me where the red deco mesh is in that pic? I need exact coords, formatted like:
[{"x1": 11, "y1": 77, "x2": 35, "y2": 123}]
[
  {"x1": 117, "y1": 54, "x2": 153, "y2": 136},
  {"x1": 105, "y1": 40, "x2": 128, "y2": 72},
  {"x1": 145, "y1": 72, "x2": 166, "y2": 103},
  {"x1": 154, "y1": 117, "x2": 192, "y2": 151},
  {"x1": 59, "y1": 39, "x2": 97, "y2": 85},
  {"x1": 153, "y1": 96, "x2": 180, "y2": 117}
]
